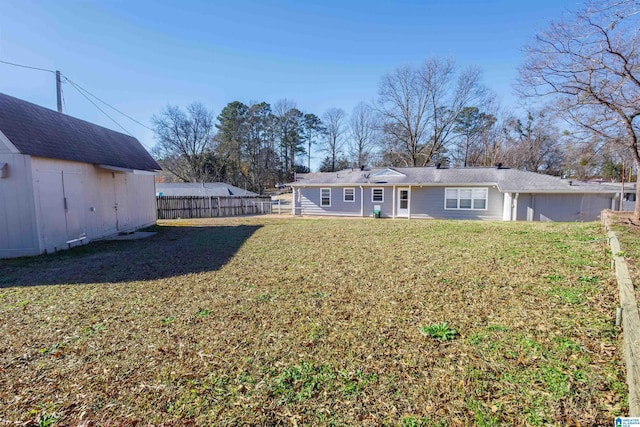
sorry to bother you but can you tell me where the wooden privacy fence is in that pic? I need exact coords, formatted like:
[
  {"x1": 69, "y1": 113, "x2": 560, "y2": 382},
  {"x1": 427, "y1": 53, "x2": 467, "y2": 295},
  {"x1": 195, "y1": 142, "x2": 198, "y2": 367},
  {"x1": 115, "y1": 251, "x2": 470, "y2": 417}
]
[{"x1": 157, "y1": 196, "x2": 272, "y2": 219}]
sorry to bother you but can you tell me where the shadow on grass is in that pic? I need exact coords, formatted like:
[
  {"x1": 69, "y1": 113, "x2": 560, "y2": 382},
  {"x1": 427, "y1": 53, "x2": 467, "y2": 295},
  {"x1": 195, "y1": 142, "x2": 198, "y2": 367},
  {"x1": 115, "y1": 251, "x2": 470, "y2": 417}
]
[{"x1": 0, "y1": 224, "x2": 261, "y2": 287}]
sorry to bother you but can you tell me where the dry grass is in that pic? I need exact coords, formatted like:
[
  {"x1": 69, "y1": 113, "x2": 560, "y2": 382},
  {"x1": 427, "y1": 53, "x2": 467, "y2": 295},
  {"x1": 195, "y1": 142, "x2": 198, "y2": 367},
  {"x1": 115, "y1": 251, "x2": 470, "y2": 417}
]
[{"x1": 0, "y1": 217, "x2": 626, "y2": 426}]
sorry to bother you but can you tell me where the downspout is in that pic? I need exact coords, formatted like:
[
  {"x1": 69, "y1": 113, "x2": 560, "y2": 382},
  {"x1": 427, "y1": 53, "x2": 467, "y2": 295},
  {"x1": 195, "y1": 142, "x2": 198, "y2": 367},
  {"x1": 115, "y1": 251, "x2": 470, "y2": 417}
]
[{"x1": 360, "y1": 186, "x2": 364, "y2": 217}]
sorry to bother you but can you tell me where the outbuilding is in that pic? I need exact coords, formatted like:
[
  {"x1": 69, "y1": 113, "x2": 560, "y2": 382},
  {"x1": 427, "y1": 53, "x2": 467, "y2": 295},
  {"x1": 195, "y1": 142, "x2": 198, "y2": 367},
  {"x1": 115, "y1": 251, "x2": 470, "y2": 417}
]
[{"x1": 0, "y1": 92, "x2": 160, "y2": 258}]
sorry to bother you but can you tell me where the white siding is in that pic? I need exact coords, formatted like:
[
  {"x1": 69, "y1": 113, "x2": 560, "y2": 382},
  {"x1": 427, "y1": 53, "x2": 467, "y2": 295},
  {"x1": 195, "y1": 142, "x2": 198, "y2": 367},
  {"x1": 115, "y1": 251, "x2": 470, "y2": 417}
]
[
  {"x1": 0, "y1": 154, "x2": 39, "y2": 258},
  {"x1": 1, "y1": 156, "x2": 156, "y2": 258}
]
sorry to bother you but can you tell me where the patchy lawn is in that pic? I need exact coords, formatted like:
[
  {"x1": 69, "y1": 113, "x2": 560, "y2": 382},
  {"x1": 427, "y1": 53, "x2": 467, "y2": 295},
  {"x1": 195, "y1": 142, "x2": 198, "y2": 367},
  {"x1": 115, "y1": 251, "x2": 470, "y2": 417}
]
[{"x1": 0, "y1": 218, "x2": 626, "y2": 426}]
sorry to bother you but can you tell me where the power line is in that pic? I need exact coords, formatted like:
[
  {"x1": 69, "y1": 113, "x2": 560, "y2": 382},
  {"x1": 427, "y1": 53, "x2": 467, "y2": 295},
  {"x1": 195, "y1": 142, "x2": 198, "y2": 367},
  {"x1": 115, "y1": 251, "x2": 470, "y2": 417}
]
[
  {"x1": 66, "y1": 79, "x2": 134, "y2": 137},
  {"x1": 0, "y1": 59, "x2": 55, "y2": 74},
  {"x1": 1, "y1": 59, "x2": 155, "y2": 147},
  {"x1": 62, "y1": 75, "x2": 155, "y2": 132}
]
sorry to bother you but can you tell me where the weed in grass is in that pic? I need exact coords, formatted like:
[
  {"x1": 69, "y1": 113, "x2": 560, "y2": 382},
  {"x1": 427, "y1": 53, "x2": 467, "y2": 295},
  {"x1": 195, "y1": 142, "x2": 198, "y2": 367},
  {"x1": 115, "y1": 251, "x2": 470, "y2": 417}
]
[
  {"x1": 272, "y1": 361, "x2": 334, "y2": 403},
  {"x1": 37, "y1": 412, "x2": 59, "y2": 427},
  {"x1": 39, "y1": 342, "x2": 64, "y2": 356},
  {"x1": 468, "y1": 332, "x2": 488, "y2": 346},
  {"x1": 539, "y1": 365, "x2": 569, "y2": 398},
  {"x1": 311, "y1": 291, "x2": 328, "y2": 299},
  {"x1": 307, "y1": 322, "x2": 327, "y2": 342},
  {"x1": 547, "y1": 286, "x2": 587, "y2": 305},
  {"x1": 578, "y1": 275, "x2": 600, "y2": 285},
  {"x1": 255, "y1": 291, "x2": 277, "y2": 303},
  {"x1": 195, "y1": 308, "x2": 212, "y2": 317},
  {"x1": 80, "y1": 322, "x2": 106, "y2": 337},
  {"x1": 552, "y1": 336, "x2": 582, "y2": 352},
  {"x1": 161, "y1": 316, "x2": 175, "y2": 324},
  {"x1": 466, "y1": 398, "x2": 500, "y2": 427},
  {"x1": 420, "y1": 322, "x2": 458, "y2": 341},
  {"x1": 544, "y1": 274, "x2": 564, "y2": 283},
  {"x1": 339, "y1": 369, "x2": 377, "y2": 397}
]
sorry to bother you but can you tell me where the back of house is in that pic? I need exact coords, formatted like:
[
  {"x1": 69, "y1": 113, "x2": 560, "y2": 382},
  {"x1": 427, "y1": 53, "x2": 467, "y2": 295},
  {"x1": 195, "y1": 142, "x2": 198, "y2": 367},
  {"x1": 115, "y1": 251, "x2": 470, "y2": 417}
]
[{"x1": 290, "y1": 166, "x2": 620, "y2": 222}]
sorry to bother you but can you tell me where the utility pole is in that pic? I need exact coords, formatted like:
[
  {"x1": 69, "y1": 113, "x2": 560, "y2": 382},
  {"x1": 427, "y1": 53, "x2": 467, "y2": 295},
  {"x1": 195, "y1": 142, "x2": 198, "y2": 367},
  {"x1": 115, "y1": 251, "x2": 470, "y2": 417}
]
[{"x1": 56, "y1": 70, "x2": 62, "y2": 113}]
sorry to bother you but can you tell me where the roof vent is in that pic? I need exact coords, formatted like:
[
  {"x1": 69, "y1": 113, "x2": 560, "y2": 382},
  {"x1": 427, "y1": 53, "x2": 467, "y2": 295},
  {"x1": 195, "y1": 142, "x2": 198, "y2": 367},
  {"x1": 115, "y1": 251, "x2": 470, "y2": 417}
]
[
  {"x1": 568, "y1": 180, "x2": 573, "y2": 186},
  {"x1": 495, "y1": 162, "x2": 503, "y2": 169}
]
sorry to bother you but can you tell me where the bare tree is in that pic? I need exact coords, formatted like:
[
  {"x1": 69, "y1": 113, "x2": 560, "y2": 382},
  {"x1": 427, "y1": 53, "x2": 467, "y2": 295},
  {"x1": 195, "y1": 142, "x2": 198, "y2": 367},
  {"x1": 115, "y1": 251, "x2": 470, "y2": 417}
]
[
  {"x1": 500, "y1": 109, "x2": 565, "y2": 174},
  {"x1": 322, "y1": 107, "x2": 348, "y2": 172},
  {"x1": 518, "y1": 0, "x2": 640, "y2": 215},
  {"x1": 348, "y1": 102, "x2": 378, "y2": 168},
  {"x1": 377, "y1": 57, "x2": 486, "y2": 166},
  {"x1": 152, "y1": 102, "x2": 216, "y2": 182},
  {"x1": 377, "y1": 64, "x2": 430, "y2": 166}
]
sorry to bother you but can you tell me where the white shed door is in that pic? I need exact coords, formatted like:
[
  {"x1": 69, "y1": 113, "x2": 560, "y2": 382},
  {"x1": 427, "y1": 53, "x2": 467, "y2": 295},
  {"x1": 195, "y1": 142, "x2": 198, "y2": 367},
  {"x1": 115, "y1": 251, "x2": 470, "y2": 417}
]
[
  {"x1": 62, "y1": 171, "x2": 84, "y2": 239},
  {"x1": 100, "y1": 172, "x2": 130, "y2": 233},
  {"x1": 37, "y1": 171, "x2": 67, "y2": 250},
  {"x1": 36, "y1": 170, "x2": 85, "y2": 251}
]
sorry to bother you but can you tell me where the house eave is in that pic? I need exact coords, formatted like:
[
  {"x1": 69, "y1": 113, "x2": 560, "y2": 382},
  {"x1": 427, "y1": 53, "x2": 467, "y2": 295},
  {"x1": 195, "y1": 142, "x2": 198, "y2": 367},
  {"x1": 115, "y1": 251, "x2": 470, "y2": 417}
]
[{"x1": 96, "y1": 164, "x2": 160, "y2": 175}]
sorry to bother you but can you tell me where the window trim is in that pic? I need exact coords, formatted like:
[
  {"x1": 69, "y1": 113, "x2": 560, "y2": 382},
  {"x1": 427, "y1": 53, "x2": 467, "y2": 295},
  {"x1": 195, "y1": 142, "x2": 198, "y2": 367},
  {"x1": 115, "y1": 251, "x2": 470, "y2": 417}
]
[
  {"x1": 320, "y1": 188, "x2": 331, "y2": 207},
  {"x1": 371, "y1": 187, "x2": 384, "y2": 203},
  {"x1": 444, "y1": 187, "x2": 488, "y2": 211},
  {"x1": 343, "y1": 187, "x2": 355, "y2": 202}
]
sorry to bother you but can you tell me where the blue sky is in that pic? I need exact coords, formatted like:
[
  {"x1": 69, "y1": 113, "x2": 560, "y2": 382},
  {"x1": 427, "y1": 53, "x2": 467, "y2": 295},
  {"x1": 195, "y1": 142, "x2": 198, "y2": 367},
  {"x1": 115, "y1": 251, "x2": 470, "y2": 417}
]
[{"x1": 0, "y1": 0, "x2": 580, "y2": 164}]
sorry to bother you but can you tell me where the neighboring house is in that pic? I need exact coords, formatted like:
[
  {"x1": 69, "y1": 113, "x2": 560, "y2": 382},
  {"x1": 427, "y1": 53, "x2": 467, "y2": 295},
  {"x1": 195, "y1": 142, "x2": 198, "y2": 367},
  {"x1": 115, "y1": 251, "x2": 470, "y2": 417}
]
[
  {"x1": 290, "y1": 166, "x2": 621, "y2": 222},
  {"x1": 0, "y1": 92, "x2": 161, "y2": 258},
  {"x1": 156, "y1": 182, "x2": 258, "y2": 197}
]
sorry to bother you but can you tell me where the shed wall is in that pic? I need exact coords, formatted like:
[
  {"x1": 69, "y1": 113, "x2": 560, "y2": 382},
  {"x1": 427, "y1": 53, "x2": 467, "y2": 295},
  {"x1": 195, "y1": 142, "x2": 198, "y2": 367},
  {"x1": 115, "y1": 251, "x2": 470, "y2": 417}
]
[
  {"x1": 1, "y1": 157, "x2": 156, "y2": 258},
  {"x1": 0, "y1": 153, "x2": 39, "y2": 258}
]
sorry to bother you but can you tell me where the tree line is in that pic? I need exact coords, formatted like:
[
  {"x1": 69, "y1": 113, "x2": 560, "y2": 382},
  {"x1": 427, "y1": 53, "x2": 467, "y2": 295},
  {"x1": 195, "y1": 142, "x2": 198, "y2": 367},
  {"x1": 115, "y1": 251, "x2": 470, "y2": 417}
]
[{"x1": 152, "y1": 0, "x2": 638, "y2": 207}]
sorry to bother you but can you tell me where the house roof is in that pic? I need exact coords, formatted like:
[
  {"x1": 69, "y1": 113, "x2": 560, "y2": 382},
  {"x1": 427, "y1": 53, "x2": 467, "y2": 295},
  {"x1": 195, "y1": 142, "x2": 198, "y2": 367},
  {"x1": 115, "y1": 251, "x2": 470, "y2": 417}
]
[
  {"x1": 0, "y1": 92, "x2": 160, "y2": 172},
  {"x1": 156, "y1": 182, "x2": 259, "y2": 197},
  {"x1": 291, "y1": 167, "x2": 620, "y2": 194}
]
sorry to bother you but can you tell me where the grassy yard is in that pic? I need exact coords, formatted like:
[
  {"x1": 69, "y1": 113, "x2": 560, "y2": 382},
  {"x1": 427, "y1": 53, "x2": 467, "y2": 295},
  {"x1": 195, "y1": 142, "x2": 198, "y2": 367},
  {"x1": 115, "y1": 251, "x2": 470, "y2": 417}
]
[{"x1": 0, "y1": 217, "x2": 626, "y2": 426}]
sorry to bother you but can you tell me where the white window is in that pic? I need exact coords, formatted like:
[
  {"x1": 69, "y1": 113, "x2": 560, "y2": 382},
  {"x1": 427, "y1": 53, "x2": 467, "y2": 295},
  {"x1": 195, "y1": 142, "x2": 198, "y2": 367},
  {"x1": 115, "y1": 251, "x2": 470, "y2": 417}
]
[
  {"x1": 445, "y1": 188, "x2": 488, "y2": 210},
  {"x1": 320, "y1": 188, "x2": 331, "y2": 206},
  {"x1": 343, "y1": 188, "x2": 355, "y2": 202},
  {"x1": 372, "y1": 188, "x2": 384, "y2": 203}
]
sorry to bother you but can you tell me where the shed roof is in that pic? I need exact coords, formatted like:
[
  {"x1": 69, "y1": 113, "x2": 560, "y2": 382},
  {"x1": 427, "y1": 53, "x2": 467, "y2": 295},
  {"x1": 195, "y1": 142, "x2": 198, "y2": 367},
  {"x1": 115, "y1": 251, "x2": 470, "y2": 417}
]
[
  {"x1": 291, "y1": 167, "x2": 620, "y2": 194},
  {"x1": 156, "y1": 182, "x2": 259, "y2": 197},
  {"x1": 0, "y1": 92, "x2": 160, "y2": 172}
]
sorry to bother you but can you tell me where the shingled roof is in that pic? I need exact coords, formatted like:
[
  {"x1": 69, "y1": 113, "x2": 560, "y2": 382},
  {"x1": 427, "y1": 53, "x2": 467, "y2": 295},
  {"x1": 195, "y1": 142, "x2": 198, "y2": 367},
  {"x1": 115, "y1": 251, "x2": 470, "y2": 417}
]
[
  {"x1": 0, "y1": 92, "x2": 160, "y2": 172},
  {"x1": 156, "y1": 182, "x2": 259, "y2": 197},
  {"x1": 292, "y1": 167, "x2": 619, "y2": 194}
]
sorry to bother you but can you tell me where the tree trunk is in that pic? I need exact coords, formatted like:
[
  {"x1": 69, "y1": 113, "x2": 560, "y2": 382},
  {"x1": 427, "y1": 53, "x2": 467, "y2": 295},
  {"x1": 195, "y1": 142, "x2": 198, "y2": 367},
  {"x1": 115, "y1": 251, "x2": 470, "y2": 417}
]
[{"x1": 635, "y1": 159, "x2": 640, "y2": 219}]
